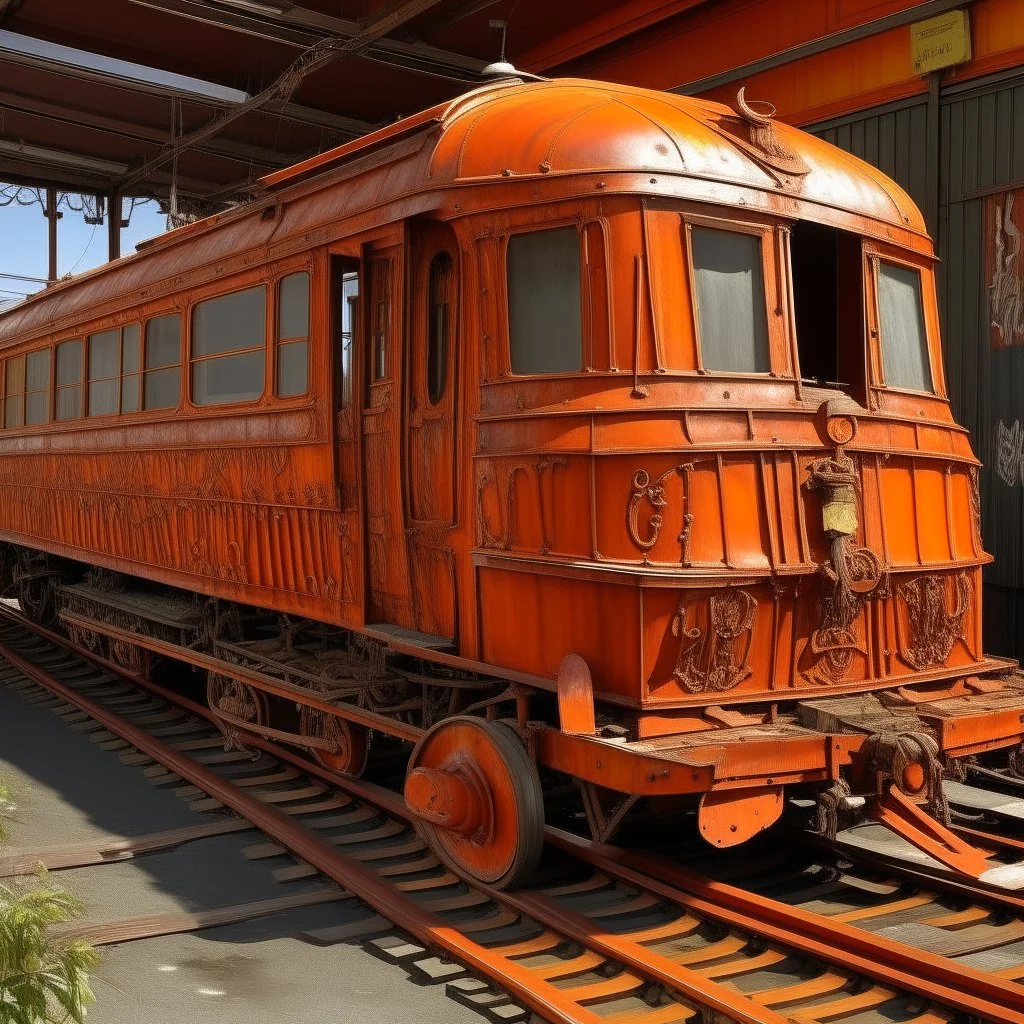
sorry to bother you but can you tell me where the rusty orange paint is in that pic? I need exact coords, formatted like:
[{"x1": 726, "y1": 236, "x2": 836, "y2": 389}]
[{"x1": 0, "y1": 77, "x2": 1020, "y2": 875}]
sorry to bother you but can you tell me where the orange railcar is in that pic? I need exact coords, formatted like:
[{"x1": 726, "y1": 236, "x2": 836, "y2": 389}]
[{"x1": 0, "y1": 77, "x2": 1018, "y2": 887}]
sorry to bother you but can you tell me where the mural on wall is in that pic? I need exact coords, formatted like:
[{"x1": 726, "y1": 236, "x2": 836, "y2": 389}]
[
  {"x1": 995, "y1": 419, "x2": 1024, "y2": 488},
  {"x1": 988, "y1": 188, "x2": 1024, "y2": 348}
]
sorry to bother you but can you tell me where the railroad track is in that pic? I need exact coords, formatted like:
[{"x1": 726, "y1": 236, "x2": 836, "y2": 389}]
[{"x1": 0, "y1": 607, "x2": 1021, "y2": 1024}]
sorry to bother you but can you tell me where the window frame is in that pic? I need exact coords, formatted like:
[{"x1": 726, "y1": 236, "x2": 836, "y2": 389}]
[
  {"x1": 188, "y1": 283, "x2": 269, "y2": 410},
  {"x1": 681, "y1": 211, "x2": 784, "y2": 379},
  {"x1": 86, "y1": 328, "x2": 122, "y2": 419},
  {"x1": 502, "y1": 219, "x2": 588, "y2": 379},
  {"x1": 23, "y1": 348, "x2": 52, "y2": 426},
  {"x1": 274, "y1": 271, "x2": 310, "y2": 400},
  {"x1": 142, "y1": 311, "x2": 184, "y2": 413},
  {"x1": 119, "y1": 322, "x2": 143, "y2": 414},
  {"x1": 3, "y1": 352, "x2": 27, "y2": 429},
  {"x1": 54, "y1": 338, "x2": 85, "y2": 422},
  {"x1": 426, "y1": 250, "x2": 454, "y2": 405},
  {"x1": 83, "y1": 323, "x2": 145, "y2": 419},
  {"x1": 864, "y1": 245, "x2": 943, "y2": 401}
]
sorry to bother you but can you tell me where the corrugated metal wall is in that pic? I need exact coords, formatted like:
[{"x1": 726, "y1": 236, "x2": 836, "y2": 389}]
[
  {"x1": 941, "y1": 74, "x2": 1024, "y2": 654},
  {"x1": 811, "y1": 77, "x2": 1024, "y2": 659},
  {"x1": 812, "y1": 98, "x2": 931, "y2": 217}
]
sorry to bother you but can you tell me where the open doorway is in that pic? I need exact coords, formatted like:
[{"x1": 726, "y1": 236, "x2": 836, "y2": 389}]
[{"x1": 790, "y1": 221, "x2": 867, "y2": 405}]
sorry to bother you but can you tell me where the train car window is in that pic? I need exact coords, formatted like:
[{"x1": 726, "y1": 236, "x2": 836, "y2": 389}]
[
  {"x1": 276, "y1": 272, "x2": 309, "y2": 398},
  {"x1": 144, "y1": 314, "x2": 182, "y2": 411},
  {"x1": 3, "y1": 355, "x2": 25, "y2": 428},
  {"x1": 877, "y1": 261, "x2": 933, "y2": 393},
  {"x1": 791, "y1": 222, "x2": 866, "y2": 403},
  {"x1": 340, "y1": 272, "x2": 358, "y2": 408},
  {"x1": 428, "y1": 252, "x2": 453, "y2": 404},
  {"x1": 55, "y1": 340, "x2": 83, "y2": 421},
  {"x1": 191, "y1": 285, "x2": 266, "y2": 406},
  {"x1": 121, "y1": 324, "x2": 141, "y2": 414},
  {"x1": 506, "y1": 226, "x2": 583, "y2": 374},
  {"x1": 25, "y1": 350, "x2": 50, "y2": 425},
  {"x1": 87, "y1": 329, "x2": 120, "y2": 417},
  {"x1": 690, "y1": 226, "x2": 769, "y2": 374}
]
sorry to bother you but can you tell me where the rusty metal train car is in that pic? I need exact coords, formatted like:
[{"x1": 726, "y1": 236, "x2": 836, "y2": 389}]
[{"x1": 0, "y1": 75, "x2": 1020, "y2": 888}]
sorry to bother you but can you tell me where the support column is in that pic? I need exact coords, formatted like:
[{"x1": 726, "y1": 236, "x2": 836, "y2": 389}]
[
  {"x1": 44, "y1": 186, "x2": 59, "y2": 285},
  {"x1": 925, "y1": 70, "x2": 941, "y2": 239},
  {"x1": 107, "y1": 191, "x2": 121, "y2": 262}
]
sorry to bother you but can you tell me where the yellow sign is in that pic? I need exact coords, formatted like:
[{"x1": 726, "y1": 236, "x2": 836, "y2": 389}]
[{"x1": 911, "y1": 10, "x2": 972, "y2": 74}]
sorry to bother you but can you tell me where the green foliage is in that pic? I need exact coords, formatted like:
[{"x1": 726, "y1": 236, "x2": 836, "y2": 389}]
[
  {"x1": 0, "y1": 778, "x2": 97, "y2": 1023},
  {"x1": 0, "y1": 877, "x2": 98, "y2": 1024}
]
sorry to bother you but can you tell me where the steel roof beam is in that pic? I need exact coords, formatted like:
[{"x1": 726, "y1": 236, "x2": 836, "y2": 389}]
[
  {"x1": 129, "y1": 0, "x2": 485, "y2": 81},
  {"x1": 0, "y1": 146, "x2": 220, "y2": 198},
  {"x1": 114, "y1": 0, "x2": 448, "y2": 192},
  {"x1": 266, "y1": 99, "x2": 376, "y2": 137},
  {"x1": 0, "y1": 88, "x2": 296, "y2": 169},
  {"x1": 0, "y1": 29, "x2": 375, "y2": 136}
]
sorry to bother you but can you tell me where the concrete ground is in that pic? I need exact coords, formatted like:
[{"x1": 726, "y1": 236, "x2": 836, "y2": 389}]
[{"x1": 0, "y1": 676, "x2": 481, "y2": 1024}]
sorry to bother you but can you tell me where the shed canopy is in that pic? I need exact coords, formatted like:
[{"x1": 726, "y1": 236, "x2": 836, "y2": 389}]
[{"x1": 0, "y1": 0, "x2": 712, "y2": 203}]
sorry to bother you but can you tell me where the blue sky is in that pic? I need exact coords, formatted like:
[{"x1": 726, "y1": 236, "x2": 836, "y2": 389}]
[{"x1": 0, "y1": 189, "x2": 169, "y2": 306}]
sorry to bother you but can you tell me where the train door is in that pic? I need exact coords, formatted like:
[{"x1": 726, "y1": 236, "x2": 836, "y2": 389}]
[
  {"x1": 361, "y1": 244, "x2": 415, "y2": 628},
  {"x1": 330, "y1": 255, "x2": 362, "y2": 610},
  {"x1": 405, "y1": 221, "x2": 459, "y2": 641}
]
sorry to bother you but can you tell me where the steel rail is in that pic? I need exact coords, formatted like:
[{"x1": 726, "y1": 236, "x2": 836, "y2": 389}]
[
  {"x1": 4, "y1": 605, "x2": 1020, "y2": 1023},
  {"x1": 0, "y1": 635, "x2": 614, "y2": 1024},
  {"x1": 106, "y1": 656, "x2": 1024, "y2": 1023},
  {"x1": 0, "y1": 614, "x2": 798, "y2": 1024},
  {"x1": 547, "y1": 828, "x2": 1024, "y2": 1023}
]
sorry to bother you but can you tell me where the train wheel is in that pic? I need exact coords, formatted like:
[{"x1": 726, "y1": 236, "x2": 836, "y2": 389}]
[
  {"x1": 404, "y1": 716, "x2": 544, "y2": 890},
  {"x1": 298, "y1": 706, "x2": 369, "y2": 777},
  {"x1": 207, "y1": 673, "x2": 269, "y2": 739}
]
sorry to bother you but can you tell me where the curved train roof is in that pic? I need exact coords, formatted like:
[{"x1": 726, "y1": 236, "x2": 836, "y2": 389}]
[{"x1": 0, "y1": 77, "x2": 926, "y2": 345}]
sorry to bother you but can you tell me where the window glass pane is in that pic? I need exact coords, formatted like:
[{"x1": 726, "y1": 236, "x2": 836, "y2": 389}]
[
  {"x1": 121, "y1": 324, "x2": 141, "y2": 374},
  {"x1": 4, "y1": 399, "x2": 22, "y2": 429},
  {"x1": 193, "y1": 351, "x2": 264, "y2": 406},
  {"x1": 691, "y1": 227, "x2": 769, "y2": 374},
  {"x1": 193, "y1": 286, "x2": 266, "y2": 357},
  {"x1": 25, "y1": 392, "x2": 48, "y2": 425},
  {"x1": 277, "y1": 340, "x2": 307, "y2": 398},
  {"x1": 26, "y1": 350, "x2": 49, "y2": 391},
  {"x1": 341, "y1": 275, "x2": 358, "y2": 409},
  {"x1": 89, "y1": 379, "x2": 118, "y2": 417},
  {"x1": 507, "y1": 226, "x2": 582, "y2": 374},
  {"x1": 145, "y1": 315, "x2": 181, "y2": 369},
  {"x1": 56, "y1": 340, "x2": 83, "y2": 385},
  {"x1": 279, "y1": 273, "x2": 309, "y2": 340},
  {"x1": 5, "y1": 355, "x2": 24, "y2": 398},
  {"x1": 877, "y1": 262, "x2": 932, "y2": 393},
  {"x1": 121, "y1": 373, "x2": 140, "y2": 414},
  {"x1": 428, "y1": 253, "x2": 452, "y2": 404},
  {"x1": 144, "y1": 366, "x2": 180, "y2": 410},
  {"x1": 56, "y1": 385, "x2": 82, "y2": 421},
  {"x1": 88, "y1": 330, "x2": 119, "y2": 380}
]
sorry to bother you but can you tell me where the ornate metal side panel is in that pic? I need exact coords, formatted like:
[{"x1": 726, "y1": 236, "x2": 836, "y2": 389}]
[{"x1": 0, "y1": 406, "x2": 353, "y2": 624}]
